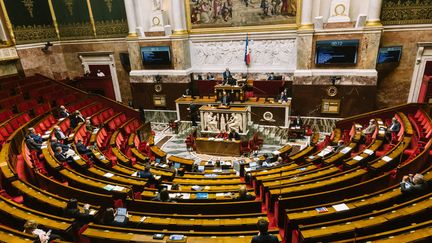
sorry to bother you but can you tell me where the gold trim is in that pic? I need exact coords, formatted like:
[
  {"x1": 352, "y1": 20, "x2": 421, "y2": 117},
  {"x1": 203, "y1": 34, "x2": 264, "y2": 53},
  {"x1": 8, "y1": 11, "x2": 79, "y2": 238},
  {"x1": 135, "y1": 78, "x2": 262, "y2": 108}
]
[
  {"x1": 172, "y1": 29, "x2": 189, "y2": 36},
  {"x1": 365, "y1": 20, "x2": 382, "y2": 27},
  {"x1": 48, "y1": 0, "x2": 60, "y2": 40},
  {"x1": 298, "y1": 23, "x2": 314, "y2": 30},
  {"x1": 0, "y1": 0, "x2": 15, "y2": 44},
  {"x1": 184, "y1": 0, "x2": 301, "y2": 34},
  {"x1": 127, "y1": 33, "x2": 138, "y2": 38},
  {"x1": 86, "y1": 0, "x2": 97, "y2": 37},
  {"x1": 297, "y1": 0, "x2": 302, "y2": 28}
]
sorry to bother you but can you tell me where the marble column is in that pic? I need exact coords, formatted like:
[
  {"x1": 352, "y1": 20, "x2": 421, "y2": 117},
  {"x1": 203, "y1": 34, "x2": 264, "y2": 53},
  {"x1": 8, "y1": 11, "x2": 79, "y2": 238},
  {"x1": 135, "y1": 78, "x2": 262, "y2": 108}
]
[
  {"x1": 171, "y1": 0, "x2": 188, "y2": 34},
  {"x1": 124, "y1": 0, "x2": 138, "y2": 37},
  {"x1": 366, "y1": 0, "x2": 383, "y2": 26},
  {"x1": 300, "y1": 0, "x2": 313, "y2": 30}
]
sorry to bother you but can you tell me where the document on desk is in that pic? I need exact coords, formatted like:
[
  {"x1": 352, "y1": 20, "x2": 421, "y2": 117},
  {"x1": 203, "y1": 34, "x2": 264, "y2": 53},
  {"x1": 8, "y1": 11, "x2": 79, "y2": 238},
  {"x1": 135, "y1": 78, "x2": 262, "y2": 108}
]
[
  {"x1": 103, "y1": 172, "x2": 114, "y2": 178},
  {"x1": 103, "y1": 184, "x2": 114, "y2": 191},
  {"x1": 332, "y1": 203, "x2": 350, "y2": 211},
  {"x1": 113, "y1": 185, "x2": 125, "y2": 191}
]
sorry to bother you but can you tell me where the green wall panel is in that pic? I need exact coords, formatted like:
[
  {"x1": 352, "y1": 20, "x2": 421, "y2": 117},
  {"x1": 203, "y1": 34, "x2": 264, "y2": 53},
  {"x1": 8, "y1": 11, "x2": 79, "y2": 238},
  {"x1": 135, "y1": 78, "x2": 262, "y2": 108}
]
[
  {"x1": 91, "y1": 0, "x2": 128, "y2": 38},
  {"x1": 4, "y1": 0, "x2": 57, "y2": 44},
  {"x1": 52, "y1": 0, "x2": 94, "y2": 40}
]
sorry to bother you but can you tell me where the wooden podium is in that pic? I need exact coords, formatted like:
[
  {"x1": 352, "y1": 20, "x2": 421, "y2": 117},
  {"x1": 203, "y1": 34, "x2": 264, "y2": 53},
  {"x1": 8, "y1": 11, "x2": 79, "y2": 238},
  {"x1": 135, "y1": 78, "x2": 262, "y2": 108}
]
[{"x1": 214, "y1": 84, "x2": 246, "y2": 102}]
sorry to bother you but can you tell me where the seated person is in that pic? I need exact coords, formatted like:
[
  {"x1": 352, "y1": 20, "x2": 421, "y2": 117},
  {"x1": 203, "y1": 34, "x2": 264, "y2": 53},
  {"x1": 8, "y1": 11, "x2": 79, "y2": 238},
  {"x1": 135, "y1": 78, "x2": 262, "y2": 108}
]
[
  {"x1": 228, "y1": 128, "x2": 240, "y2": 140},
  {"x1": 222, "y1": 67, "x2": 232, "y2": 82},
  {"x1": 267, "y1": 72, "x2": 275, "y2": 80},
  {"x1": 85, "y1": 119, "x2": 94, "y2": 132},
  {"x1": 220, "y1": 91, "x2": 231, "y2": 106},
  {"x1": 152, "y1": 188, "x2": 174, "y2": 202},
  {"x1": 236, "y1": 186, "x2": 255, "y2": 201},
  {"x1": 386, "y1": 117, "x2": 401, "y2": 141},
  {"x1": 28, "y1": 127, "x2": 43, "y2": 144},
  {"x1": 76, "y1": 139, "x2": 93, "y2": 157},
  {"x1": 53, "y1": 126, "x2": 68, "y2": 143},
  {"x1": 261, "y1": 154, "x2": 279, "y2": 167},
  {"x1": 50, "y1": 138, "x2": 70, "y2": 153},
  {"x1": 70, "y1": 110, "x2": 85, "y2": 129},
  {"x1": 362, "y1": 119, "x2": 377, "y2": 135},
  {"x1": 207, "y1": 73, "x2": 215, "y2": 80},
  {"x1": 25, "y1": 135, "x2": 42, "y2": 153},
  {"x1": 251, "y1": 219, "x2": 279, "y2": 243},
  {"x1": 23, "y1": 220, "x2": 61, "y2": 243},
  {"x1": 58, "y1": 105, "x2": 69, "y2": 119},
  {"x1": 101, "y1": 207, "x2": 129, "y2": 226},
  {"x1": 332, "y1": 140, "x2": 346, "y2": 153},
  {"x1": 183, "y1": 88, "x2": 191, "y2": 97},
  {"x1": 64, "y1": 198, "x2": 92, "y2": 230},
  {"x1": 401, "y1": 173, "x2": 429, "y2": 194},
  {"x1": 54, "y1": 146, "x2": 74, "y2": 164},
  {"x1": 277, "y1": 91, "x2": 288, "y2": 103},
  {"x1": 138, "y1": 164, "x2": 158, "y2": 186}
]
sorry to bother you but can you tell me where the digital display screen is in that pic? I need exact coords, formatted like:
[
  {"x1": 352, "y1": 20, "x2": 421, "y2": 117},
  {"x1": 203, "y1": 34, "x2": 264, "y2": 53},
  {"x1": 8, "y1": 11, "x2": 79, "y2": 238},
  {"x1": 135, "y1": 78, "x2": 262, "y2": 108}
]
[
  {"x1": 377, "y1": 46, "x2": 402, "y2": 64},
  {"x1": 141, "y1": 46, "x2": 171, "y2": 65},
  {"x1": 315, "y1": 40, "x2": 359, "y2": 65}
]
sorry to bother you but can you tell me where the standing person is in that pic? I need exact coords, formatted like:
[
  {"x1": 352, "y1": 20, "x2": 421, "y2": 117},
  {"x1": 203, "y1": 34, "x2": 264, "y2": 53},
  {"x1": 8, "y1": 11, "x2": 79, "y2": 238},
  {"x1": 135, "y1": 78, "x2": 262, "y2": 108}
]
[
  {"x1": 220, "y1": 91, "x2": 231, "y2": 106},
  {"x1": 251, "y1": 219, "x2": 279, "y2": 243},
  {"x1": 223, "y1": 67, "x2": 232, "y2": 82}
]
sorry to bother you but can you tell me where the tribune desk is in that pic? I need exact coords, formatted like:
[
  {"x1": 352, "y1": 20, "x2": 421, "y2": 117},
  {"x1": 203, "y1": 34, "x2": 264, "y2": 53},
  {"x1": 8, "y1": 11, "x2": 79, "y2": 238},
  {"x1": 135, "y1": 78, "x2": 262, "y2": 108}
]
[
  {"x1": 196, "y1": 138, "x2": 241, "y2": 157},
  {"x1": 214, "y1": 84, "x2": 246, "y2": 102}
]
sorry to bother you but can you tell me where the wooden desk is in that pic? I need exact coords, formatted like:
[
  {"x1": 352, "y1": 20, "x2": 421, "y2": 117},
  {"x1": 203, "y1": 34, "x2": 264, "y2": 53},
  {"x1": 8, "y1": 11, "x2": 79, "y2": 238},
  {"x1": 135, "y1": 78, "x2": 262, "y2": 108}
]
[
  {"x1": 195, "y1": 138, "x2": 241, "y2": 157},
  {"x1": 214, "y1": 84, "x2": 246, "y2": 102}
]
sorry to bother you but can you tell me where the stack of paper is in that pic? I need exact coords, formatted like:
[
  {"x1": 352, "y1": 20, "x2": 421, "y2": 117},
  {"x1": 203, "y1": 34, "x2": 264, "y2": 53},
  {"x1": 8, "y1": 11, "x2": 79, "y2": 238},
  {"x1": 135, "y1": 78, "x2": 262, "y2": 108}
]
[
  {"x1": 103, "y1": 184, "x2": 114, "y2": 191},
  {"x1": 103, "y1": 172, "x2": 114, "y2": 178},
  {"x1": 332, "y1": 203, "x2": 350, "y2": 211},
  {"x1": 113, "y1": 185, "x2": 124, "y2": 191}
]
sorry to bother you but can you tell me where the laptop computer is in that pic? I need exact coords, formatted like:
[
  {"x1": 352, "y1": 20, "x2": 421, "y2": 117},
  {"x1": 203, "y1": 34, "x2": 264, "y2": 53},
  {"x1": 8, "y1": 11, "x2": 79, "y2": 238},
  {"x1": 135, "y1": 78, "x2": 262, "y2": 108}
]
[{"x1": 114, "y1": 207, "x2": 128, "y2": 224}]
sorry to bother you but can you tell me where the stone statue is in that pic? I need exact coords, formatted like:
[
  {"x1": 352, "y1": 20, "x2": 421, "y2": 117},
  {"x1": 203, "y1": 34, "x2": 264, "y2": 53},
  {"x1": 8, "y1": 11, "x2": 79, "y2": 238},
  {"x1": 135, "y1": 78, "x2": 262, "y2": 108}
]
[
  {"x1": 207, "y1": 113, "x2": 218, "y2": 132},
  {"x1": 227, "y1": 113, "x2": 243, "y2": 133},
  {"x1": 152, "y1": 0, "x2": 161, "y2": 10},
  {"x1": 220, "y1": 114, "x2": 227, "y2": 133}
]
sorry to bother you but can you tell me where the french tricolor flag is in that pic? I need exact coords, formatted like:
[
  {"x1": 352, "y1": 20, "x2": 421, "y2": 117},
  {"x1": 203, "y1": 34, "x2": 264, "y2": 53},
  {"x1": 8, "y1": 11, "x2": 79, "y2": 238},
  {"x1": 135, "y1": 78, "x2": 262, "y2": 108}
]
[{"x1": 244, "y1": 34, "x2": 251, "y2": 66}]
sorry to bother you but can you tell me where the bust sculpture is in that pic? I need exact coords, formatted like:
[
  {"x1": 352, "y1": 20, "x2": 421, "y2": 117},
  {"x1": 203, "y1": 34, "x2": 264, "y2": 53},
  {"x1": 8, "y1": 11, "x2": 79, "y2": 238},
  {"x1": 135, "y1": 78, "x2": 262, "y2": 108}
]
[{"x1": 152, "y1": 0, "x2": 161, "y2": 10}]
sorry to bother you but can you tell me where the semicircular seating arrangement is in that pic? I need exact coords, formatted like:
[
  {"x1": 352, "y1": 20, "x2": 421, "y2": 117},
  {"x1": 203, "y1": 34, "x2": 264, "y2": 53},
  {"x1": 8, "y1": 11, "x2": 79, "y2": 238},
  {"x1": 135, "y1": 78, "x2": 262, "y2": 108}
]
[{"x1": 0, "y1": 74, "x2": 431, "y2": 243}]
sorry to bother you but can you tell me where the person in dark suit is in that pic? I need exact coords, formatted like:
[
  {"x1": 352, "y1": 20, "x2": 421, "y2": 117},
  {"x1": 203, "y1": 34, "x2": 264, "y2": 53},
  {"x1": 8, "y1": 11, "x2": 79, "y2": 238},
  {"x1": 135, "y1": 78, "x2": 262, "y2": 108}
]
[
  {"x1": 53, "y1": 126, "x2": 68, "y2": 143},
  {"x1": 25, "y1": 135, "x2": 41, "y2": 153},
  {"x1": 76, "y1": 139, "x2": 93, "y2": 157},
  {"x1": 220, "y1": 91, "x2": 231, "y2": 106},
  {"x1": 292, "y1": 115, "x2": 303, "y2": 127},
  {"x1": 400, "y1": 174, "x2": 429, "y2": 195},
  {"x1": 222, "y1": 67, "x2": 232, "y2": 82},
  {"x1": 51, "y1": 138, "x2": 69, "y2": 153},
  {"x1": 386, "y1": 117, "x2": 401, "y2": 142},
  {"x1": 54, "y1": 146, "x2": 74, "y2": 164},
  {"x1": 58, "y1": 105, "x2": 70, "y2": 118},
  {"x1": 28, "y1": 127, "x2": 43, "y2": 144},
  {"x1": 236, "y1": 186, "x2": 255, "y2": 201},
  {"x1": 228, "y1": 128, "x2": 240, "y2": 140},
  {"x1": 251, "y1": 219, "x2": 279, "y2": 243},
  {"x1": 138, "y1": 164, "x2": 158, "y2": 186},
  {"x1": 64, "y1": 198, "x2": 92, "y2": 230},
  {"x1": 267, "y1": 72, "x2": 275, "y2": 80},
  {"x1": 70, "y1": 110, "x2": 85, "y2": 129},
  {"x1": 151, "y1": 188, "x2": 174, "y2": 202}
]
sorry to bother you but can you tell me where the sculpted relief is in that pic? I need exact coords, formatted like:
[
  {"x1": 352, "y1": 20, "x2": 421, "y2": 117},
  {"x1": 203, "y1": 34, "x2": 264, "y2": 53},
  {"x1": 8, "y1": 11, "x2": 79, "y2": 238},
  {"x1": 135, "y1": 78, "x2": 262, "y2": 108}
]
[{"x1": 190, "y1": 39, "x2": 296, "y2": 71}]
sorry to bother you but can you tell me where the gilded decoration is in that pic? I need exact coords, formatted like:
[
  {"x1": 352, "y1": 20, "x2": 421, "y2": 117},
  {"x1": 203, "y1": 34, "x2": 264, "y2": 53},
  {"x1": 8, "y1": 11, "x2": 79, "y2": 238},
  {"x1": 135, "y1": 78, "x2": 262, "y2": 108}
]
[
  {"x1": 64, "y1": 0, "x2": 74, "y2": 16},
  {"x1": 22, "y1": 0, "x2": 34, "y2": 18},
  {"x1": 187, "y1": 0, "x2": 298, "y2": 32},
  {"x1": 94, "y1": 19, "x2": 128, "y2": 37},
  {"x1": 58, "y1": 22, "x2": 94, "y2": 39},
  {"x1": 104, "y1": 0, "x2": 113, "y2": 12},
  {"x1": 381, "y1": 0, "x2": 432, "y2": 25},
  {"x1": 14, "y1": 25, "x2": 57, "y2": 43}
]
